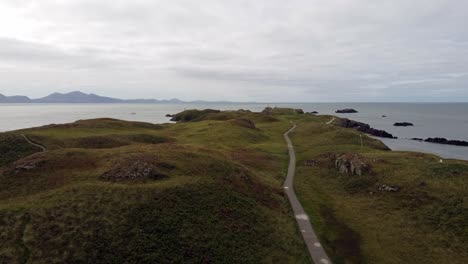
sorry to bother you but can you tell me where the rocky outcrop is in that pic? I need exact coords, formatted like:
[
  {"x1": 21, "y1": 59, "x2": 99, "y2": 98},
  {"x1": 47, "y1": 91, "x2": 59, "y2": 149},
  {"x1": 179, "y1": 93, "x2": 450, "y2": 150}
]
[
  {"x1": 262, "y1": 107, "x2": 273, "y2": 114},
  {"x1": 13, "y1": 159, "x2": 45, "y2": 173},
  {"x1": 165, "y1": 114, "x2": 174, "y2": 117},
  {"x1": 424, "y1": 137, "x2": 468, "y2": 147},
  {"x1": 336, "y1": 118, "x2": 396, "y2": 139},
  {"x1": 304, "y1": 160, "x2": 318, "y2": 167},
  {"x1": 295, "y1": 109, "x2": 304, "y2": 114},
  {"x1": 101, "y1": 156, "x2": 173, "y2": 182},
  {"x1": 335, "y1": 108, "x2": 358, "y2": 113},
  {"x1": 394, "y1": 122, "x2": 413, "y2": 127},
  {"x1": 335, "y1": 154, "x2": 370, "y2": 176}
]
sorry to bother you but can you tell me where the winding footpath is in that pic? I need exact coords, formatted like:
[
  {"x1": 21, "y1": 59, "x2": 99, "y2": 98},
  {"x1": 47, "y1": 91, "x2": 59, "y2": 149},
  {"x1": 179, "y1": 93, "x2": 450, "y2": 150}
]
[
  {"x1": 326, "y1": 117, "x2": 336, "y2": 125},
  {"x1": 283, "y1": 124, "x2": 332, "y2": 264},
  {"x1": 21, "y1": 134, "x2": 47, "y2": 152}
]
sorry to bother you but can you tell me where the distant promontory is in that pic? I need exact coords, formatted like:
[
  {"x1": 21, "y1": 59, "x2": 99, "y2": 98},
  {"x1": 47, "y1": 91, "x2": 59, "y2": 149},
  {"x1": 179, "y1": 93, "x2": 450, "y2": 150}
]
[{"x1": 0, "y1": 91, "x2": 224, "y2": 104}]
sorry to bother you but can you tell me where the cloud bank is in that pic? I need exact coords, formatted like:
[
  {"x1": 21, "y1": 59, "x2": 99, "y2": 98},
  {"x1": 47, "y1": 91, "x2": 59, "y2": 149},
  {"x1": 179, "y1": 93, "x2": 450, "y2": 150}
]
[{"x1": 0, "y1": 0, "x2": 467, "y2": 102}]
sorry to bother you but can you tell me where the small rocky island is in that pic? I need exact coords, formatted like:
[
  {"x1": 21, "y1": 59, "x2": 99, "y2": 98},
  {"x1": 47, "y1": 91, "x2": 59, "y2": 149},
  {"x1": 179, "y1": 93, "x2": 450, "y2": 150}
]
[
  {"x1": 335, "y1": 108, "x2": 358, "y2": 113},
  {"x1": 394, "y1": 122, "x2": 413, "y2": 127}
]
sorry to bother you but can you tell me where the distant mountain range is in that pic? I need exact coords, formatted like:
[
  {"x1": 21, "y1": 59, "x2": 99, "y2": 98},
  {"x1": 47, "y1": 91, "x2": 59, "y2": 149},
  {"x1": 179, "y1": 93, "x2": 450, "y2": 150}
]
[{"x1": 0, "y1": 91, "x2": 230, "y2": 104}]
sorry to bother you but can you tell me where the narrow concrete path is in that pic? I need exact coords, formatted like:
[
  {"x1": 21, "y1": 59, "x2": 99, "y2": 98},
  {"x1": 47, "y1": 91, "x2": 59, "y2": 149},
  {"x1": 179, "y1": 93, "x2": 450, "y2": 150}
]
[
  {"x1": 283, "y1": 124, "x2": 332, "y2": 264},
  {"x1": 21, "y1": 134, "x2": 47, "y2": 152},
  {"x1": 326, "y1": 117, "x2": 335, "y2": 125}
]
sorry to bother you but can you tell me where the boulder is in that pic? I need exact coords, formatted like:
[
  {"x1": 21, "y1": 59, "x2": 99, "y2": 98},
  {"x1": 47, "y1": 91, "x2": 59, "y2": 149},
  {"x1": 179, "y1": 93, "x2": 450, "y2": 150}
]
[
  {"x1": 335, "y1": 154, "x2": 370, "y2": 176},
  {"x1": 378, "y1": 184, "x2": 400, "y2": 192},
  {"x1": 335, "y1": 108, "x2": 358, "y2": 113},
  {"x1": 295, "y1": 109, "x2": 304, "y2": 114}
]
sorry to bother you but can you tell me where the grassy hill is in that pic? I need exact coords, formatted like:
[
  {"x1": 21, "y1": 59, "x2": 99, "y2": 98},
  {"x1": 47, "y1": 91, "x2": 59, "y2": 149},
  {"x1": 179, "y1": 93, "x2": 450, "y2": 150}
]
[
  {"x1": 0, "y1": 108, "x2": 467, "y2": 263},
  {"x1": 0, "y1": 113, "x2": 309, "y2": 264}
]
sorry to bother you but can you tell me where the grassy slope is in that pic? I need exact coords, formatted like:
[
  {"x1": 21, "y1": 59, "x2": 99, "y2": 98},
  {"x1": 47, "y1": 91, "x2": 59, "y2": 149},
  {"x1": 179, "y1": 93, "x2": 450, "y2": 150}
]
[
  {"x1": 1, "y1": 110, "x2": 467, "y2": 263},
  {"x1": 291, "y1": 116, "x2": 468, "y2": 264},
  {"x1": 0, "y1": 133, "x2": 42, "y2": 167},
  {"x1": 0, "y1": 115, "x2": 309, "y2": 263}
]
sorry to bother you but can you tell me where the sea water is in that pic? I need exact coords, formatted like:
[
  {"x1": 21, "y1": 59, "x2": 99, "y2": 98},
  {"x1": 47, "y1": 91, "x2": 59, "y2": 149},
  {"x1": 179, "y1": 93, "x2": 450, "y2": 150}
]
[{"x1": 1, "y1": 103, "x2": 467, "y2": 160}]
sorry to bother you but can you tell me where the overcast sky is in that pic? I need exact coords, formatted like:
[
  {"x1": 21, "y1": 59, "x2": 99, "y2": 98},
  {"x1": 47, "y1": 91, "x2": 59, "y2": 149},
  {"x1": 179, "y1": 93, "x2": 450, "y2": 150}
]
[{"x1": 0, "y1": 0, "x2": 467, "y2": 102}]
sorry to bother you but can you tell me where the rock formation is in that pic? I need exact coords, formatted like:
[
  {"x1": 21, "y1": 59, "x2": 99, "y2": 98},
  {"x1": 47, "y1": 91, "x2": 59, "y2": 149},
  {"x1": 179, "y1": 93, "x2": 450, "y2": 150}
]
[
  {"x1": 394, "y1": 122, "x2": 413, "y2": 127},
  {"x1": 378, "y1": 184, "x2": 400, "y2": 192},
  {"x1": 424, "y1": 137, "x2": 468, "y2": 147},
  {"x1": 336, "y1": 118, "x2": 396, "y2": 139},
  {"x1": 335, "y1": 154, "x2": 370, "y2": 176}
]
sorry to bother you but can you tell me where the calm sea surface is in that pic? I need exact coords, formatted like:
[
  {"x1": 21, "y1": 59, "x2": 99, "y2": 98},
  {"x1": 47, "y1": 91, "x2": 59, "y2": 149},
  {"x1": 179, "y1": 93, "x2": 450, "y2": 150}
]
[{"x1": 1, "y1": 103, "x2": 467, "y2": 160}]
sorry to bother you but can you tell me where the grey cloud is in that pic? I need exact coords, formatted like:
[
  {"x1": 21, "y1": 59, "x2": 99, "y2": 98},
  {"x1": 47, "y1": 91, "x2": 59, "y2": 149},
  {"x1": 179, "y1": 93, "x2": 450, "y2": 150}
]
[{"x1": 0, "y1": 0, "x2": 467, "y2": 101}]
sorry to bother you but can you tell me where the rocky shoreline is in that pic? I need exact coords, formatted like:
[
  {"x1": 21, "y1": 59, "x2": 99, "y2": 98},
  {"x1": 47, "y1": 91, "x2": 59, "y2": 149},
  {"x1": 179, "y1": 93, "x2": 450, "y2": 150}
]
[
  {"x1": 412, "y1": 137, "x2": 468, "y2": 147},
  {"x1": 336, "y1": 118, "x2": 396, "y2": 139}
]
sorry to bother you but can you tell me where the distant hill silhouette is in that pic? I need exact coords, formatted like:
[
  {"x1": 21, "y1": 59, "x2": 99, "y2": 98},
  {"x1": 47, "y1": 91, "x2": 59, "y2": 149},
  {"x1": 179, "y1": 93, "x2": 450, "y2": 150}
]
[{"x1": 0, "y1": 91, "x2": 205, "y2": 104}]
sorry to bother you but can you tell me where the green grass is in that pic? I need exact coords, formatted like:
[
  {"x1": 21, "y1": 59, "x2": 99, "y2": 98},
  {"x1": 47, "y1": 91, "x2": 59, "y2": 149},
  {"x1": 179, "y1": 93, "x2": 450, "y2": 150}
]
[
  {"x1": 1, "y1": 109, "x2": 467, "y2": 263},
  {"x1": 0, "y1": 112, "x2": 309, "y2": 263},
  {"x1": 291, "y1": 117, "x2": 468, "y2": 264}
]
